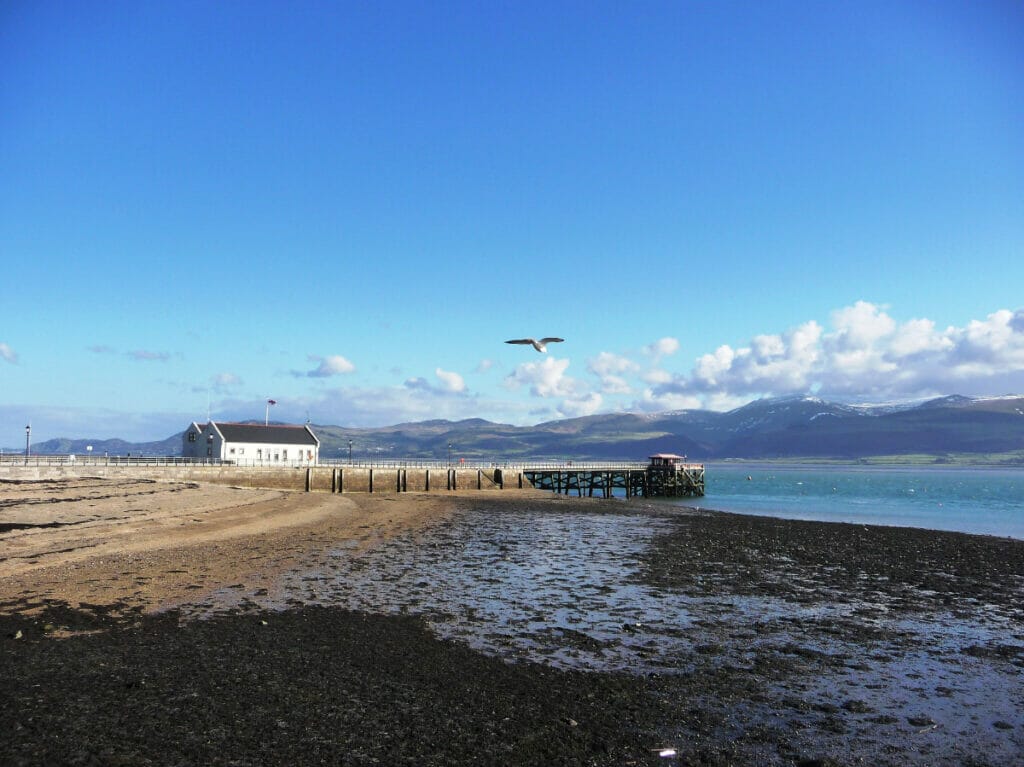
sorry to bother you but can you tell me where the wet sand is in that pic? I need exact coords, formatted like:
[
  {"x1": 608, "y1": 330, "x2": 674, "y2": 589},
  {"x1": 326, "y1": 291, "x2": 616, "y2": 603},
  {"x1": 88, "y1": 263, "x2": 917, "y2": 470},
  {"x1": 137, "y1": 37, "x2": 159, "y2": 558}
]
[
  {"x1": 1, "y1": 478, "x2": 1022, "y2": 766},
  {"x1": 0, "y1": 478, "x2": 462, "y2": 613}
]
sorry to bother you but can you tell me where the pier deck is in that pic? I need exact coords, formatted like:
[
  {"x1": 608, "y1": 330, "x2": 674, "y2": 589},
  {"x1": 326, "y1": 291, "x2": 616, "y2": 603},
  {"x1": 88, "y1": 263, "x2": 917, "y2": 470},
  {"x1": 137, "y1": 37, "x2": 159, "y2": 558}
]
[{"x1": 516, "y1": 462, "x2": 705, "y2": 499}]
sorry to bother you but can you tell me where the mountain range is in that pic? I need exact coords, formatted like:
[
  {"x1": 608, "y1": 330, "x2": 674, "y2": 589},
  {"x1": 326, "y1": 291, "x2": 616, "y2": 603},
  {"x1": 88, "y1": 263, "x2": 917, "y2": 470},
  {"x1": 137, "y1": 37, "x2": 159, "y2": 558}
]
[{"x1": 15, "y1": 394, "x2": 1024, "y2": 465}]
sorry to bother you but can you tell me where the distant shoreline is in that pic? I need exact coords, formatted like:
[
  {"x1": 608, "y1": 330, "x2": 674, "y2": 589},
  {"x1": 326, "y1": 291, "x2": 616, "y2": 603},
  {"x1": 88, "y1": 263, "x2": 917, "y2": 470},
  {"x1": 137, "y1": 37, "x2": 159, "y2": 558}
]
[{"x1": 710, "y1": 455, "x2": 1024, "y2": 468}]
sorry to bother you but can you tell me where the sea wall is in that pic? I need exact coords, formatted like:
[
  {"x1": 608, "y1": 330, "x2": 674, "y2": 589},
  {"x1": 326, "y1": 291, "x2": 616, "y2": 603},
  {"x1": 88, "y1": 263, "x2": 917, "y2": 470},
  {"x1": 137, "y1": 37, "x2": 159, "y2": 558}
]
[{"x1": 0, "y1": 464, "x2": 530, "y2": 494}]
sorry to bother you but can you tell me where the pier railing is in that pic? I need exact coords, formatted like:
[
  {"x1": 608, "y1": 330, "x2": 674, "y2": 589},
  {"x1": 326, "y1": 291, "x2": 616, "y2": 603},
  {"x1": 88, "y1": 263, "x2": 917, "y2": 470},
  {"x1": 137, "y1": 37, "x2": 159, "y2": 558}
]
[
  {"x1": 0, "y1": 454, "x2": 231, "y2": 467},
  {"x1": 319, "y1": 458, "x2": 657, "y2": 470},
  {"x1": 1, "y1": 454, "x2": 678, "y2": 471}
]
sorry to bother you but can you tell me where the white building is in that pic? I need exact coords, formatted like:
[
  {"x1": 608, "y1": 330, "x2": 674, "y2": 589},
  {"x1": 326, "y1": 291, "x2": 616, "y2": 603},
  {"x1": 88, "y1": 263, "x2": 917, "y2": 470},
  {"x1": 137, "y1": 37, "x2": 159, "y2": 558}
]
[{"x1": 182, "y1": 422, "x2": 320, "y2": 466}]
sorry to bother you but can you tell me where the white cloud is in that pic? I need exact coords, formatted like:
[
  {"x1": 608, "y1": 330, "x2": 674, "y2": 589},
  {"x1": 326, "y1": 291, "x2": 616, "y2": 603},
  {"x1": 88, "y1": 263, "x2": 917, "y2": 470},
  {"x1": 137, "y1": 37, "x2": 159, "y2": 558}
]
[
  {"x1": 597, "y1": 375, "x2": 632, "y2": 395},
  {"x1": 0, "y1": 342, "x2": 17, "y2": 363},
  {"x1": 127, "y1": 349, "x2": 170, "y2": 362},
  {"x1": 587, "y1": 352, "x2": 638, "y2": 394},
  {"x1": 635, "y1": 388, "x2": 703, "y2": 412},
  {"x1": 643, "y1": 368, "x2": 673, "y2": 385},
  {"x1": 886, "y1": 318, "x2": 952, "y2": 358},
  {"x1": 651, "y1": 302, "x2": 1024, "y2": 407},
  {"x1": 503, "y1": 356, "x2": 609, "y2": 418},
  {"x1": 435, "y1": 367, "x2": 466, "y2": 393},
  {"x1": 560, "y1": 392, "x2": 604, "y2": 417},
  {"x1": 587, "y1": 351, "x2": 637, "y2": 377},
  {"x1": 505, "y1": 356, "x2": 577, "y2": 398},
  {"x1": 404, "y1": 368, "x2": 470, "y2": 399},
  {"x1": 304, "y1": 354, "x2": 356, "y2": 378},
  {"x1": 644, "y1": 337, "x2": 680, "y2": 358},
  {"x1": 1011, "y1": 309, "x2": 1024, "y2": 334},
  {"x1": 403, "y1": 377, "x2": 433, "y2": 392},
  {"x1": 959, "y1": 310, "x2": 1021, "y2": 359},
  {"x1": 830, "y1": 300, "x2": 896, "y2": 349},
  {"x1": 212, "y1": 372, "x2": 242, "y2": 388},
  {"x1": 693, "y1": 344, "x2": 737, "y2": 387}
]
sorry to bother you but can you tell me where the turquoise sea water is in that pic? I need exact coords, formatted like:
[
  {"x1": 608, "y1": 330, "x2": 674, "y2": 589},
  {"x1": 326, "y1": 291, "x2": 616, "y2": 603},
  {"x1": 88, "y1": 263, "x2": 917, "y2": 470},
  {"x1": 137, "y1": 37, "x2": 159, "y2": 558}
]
[{"x1": 683, "y1": 464, "x2": 1024, "y2": 539}]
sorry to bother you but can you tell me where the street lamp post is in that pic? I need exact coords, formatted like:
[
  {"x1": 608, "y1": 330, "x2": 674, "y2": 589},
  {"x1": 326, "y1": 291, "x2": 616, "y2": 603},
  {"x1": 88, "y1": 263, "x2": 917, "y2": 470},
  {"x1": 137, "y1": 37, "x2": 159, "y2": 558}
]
[
  {"x1": 448, "y1": 442, "x2": 453, "y2": 466},
  {"x1": 348, "y1": 440, "x2": 353, "y2": 464},
  {"x1": 25, "y1": 424, "x2": 31, "y2": 465}
]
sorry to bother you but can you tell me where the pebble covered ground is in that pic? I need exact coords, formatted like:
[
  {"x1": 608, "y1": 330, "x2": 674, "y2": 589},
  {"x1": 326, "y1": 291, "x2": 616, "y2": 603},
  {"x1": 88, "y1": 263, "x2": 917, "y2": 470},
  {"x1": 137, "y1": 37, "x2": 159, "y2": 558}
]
[{"x1": 1, "y1": 485, "x2": 1022, "y2": 765}]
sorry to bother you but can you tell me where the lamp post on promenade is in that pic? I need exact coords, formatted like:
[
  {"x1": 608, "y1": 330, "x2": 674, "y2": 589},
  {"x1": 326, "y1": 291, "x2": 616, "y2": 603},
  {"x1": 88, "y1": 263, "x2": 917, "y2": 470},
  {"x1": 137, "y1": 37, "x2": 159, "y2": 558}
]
[
  {"x1": 448, "y1": 442, "x2": 453, "y2": 467},
  {"x1": 348, "y1": 439, "x2": 353, "y2": 464},
  {"x1": 25, "y1": 424, "x2": 31, "y2": 465}
]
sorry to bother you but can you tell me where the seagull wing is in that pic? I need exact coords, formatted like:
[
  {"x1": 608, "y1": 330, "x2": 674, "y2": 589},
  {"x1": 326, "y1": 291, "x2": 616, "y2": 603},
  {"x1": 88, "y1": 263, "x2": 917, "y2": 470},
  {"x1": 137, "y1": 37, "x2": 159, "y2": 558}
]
[{"x1": 506, "y1": 337, "x2": 561, "y2": 352}]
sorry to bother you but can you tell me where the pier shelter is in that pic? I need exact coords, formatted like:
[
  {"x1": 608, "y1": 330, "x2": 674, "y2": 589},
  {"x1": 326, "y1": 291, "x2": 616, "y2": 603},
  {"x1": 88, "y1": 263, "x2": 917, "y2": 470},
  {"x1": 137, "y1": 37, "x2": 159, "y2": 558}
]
[{"x1": 645, "y1": 454, "x2": 704, "y2": 497}]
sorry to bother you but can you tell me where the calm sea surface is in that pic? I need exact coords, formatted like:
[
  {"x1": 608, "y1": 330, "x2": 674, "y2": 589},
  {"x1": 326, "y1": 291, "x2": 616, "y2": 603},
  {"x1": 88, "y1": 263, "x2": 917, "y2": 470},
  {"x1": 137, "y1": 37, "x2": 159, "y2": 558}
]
[{"x1": 683, "y1": 463, "x2": 1024, "y2": 539}]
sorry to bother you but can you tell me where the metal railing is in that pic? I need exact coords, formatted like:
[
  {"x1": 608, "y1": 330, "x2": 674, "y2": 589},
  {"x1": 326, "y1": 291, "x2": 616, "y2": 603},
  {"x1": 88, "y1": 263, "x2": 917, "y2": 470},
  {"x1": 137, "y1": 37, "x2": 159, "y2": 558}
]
[
  {"x1": 318, "y1": 458, "x2": 656, "y2": 470},
  {"x1": 1, "y1": 454, "x2": 701, "y2": 471},
  {"x1": 0, "y1": 454, "x2": 230, "y2": 467}
]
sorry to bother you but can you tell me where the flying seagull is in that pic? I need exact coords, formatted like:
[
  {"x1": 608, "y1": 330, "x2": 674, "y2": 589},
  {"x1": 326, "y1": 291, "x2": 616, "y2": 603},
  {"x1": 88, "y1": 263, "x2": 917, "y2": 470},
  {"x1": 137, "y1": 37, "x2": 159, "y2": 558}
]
[{"x1": 505, "y1": 337, "x2": 565, "y2": 353}]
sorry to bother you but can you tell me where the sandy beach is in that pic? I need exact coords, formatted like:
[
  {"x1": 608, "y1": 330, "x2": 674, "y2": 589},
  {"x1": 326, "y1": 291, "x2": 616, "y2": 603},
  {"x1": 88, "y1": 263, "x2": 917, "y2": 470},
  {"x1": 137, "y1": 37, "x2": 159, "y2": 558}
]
[
  {"x1": 2, "y1": 477, "x2": 1022, "y2": 766},
  {"x1": 0, "y1": 478, "x2": 464, "y2": 614}
]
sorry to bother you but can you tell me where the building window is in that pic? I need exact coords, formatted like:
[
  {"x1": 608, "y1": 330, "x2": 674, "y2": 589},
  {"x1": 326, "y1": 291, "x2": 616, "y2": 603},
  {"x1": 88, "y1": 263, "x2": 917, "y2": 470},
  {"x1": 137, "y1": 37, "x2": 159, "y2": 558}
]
[
  {"x1": 229, "y1": 448, "x2": 236, "y2": 455},
  {"x1": 188, "y1": 431, "x2": 196, "y2": 443},
  {"x1": 238, "y1": 448, "x2": 245, "y2": 455},
  {"x1": 207, "y1": 447, "x2": 212, "y2": 457},
  {"x1": 282, "y1": 450, "x2": 288, "y2": 460}
]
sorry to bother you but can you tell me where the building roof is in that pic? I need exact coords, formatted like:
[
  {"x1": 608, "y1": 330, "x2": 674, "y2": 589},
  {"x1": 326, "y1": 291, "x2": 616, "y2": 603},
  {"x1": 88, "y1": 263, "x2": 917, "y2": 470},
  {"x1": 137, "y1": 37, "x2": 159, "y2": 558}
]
[{"x1": 210, "y1": 422, "x2": 319, "y2": 446}]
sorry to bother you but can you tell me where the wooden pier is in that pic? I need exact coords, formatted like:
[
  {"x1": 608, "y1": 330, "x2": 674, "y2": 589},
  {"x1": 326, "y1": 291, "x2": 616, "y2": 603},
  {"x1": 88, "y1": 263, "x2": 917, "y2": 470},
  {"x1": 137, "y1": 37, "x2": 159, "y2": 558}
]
[
  {"x1": 2, "y1": 453, "x2": 705, "y2": 498},
  {"x1": 518, "y1": 456, "x2": 704, "y2": 499}
]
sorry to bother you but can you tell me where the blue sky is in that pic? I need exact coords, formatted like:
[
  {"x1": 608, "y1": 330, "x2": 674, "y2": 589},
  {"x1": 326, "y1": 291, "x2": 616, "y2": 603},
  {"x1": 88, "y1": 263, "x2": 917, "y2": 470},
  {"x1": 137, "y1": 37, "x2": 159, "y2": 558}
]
[{"x1": 2, "y1": 1, "x2": 1023, "y2": 443}]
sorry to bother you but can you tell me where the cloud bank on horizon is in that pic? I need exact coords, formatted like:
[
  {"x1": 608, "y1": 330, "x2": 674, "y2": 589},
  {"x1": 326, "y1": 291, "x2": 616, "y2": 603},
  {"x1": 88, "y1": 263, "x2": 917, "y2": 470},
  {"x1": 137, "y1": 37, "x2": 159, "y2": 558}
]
[
  {"x1": 2, "y1": 301, "x2": 1023, "y2": 442},
  {"x1": 497, "y1": 301, "x2": 1024, "y2": 419},
  {"x1": 192, "y1": 301, "x2": 1024, "y2": 427},
  {"x1": 647, "y1": 302, "x2": 1024, "y2": 412}
]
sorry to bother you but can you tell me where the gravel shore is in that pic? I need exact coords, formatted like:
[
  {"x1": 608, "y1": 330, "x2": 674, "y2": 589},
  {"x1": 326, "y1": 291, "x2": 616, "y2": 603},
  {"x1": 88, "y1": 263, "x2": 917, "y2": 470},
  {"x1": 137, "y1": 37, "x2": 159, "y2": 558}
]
[{"x1": 1, "y1": 480, "x2": 1022, "y2": 765}]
